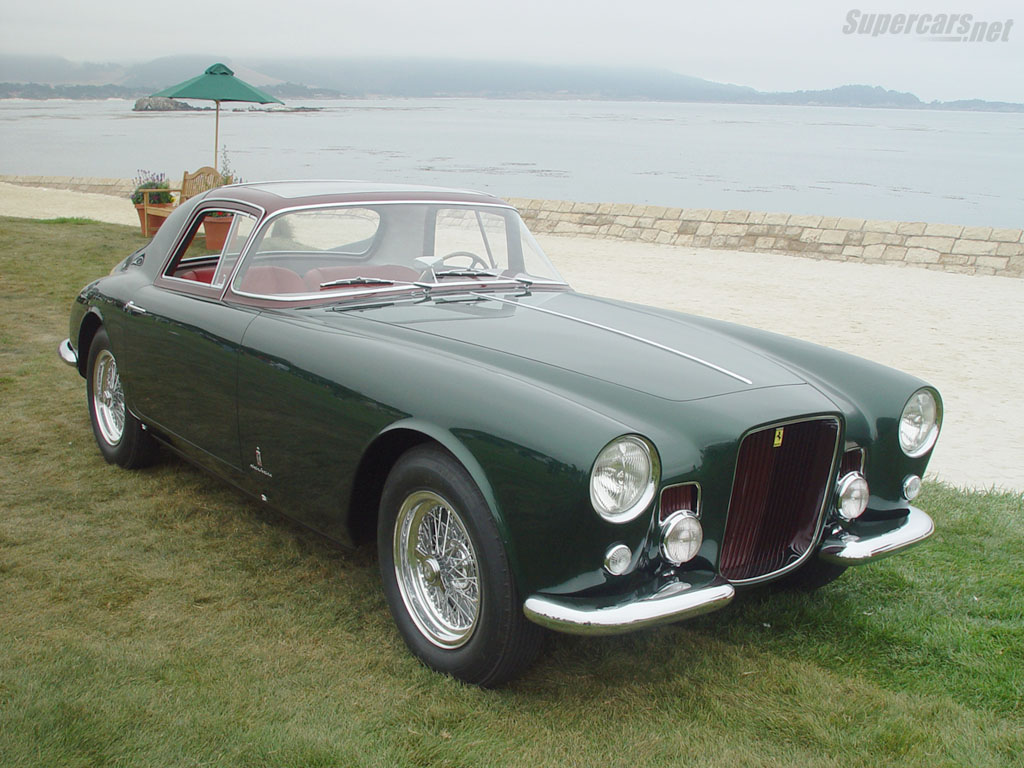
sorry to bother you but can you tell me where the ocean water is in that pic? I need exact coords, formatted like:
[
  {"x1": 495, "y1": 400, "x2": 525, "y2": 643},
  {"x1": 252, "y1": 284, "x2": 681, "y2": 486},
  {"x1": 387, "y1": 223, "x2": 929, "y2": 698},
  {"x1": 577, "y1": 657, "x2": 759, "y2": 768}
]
[{"x1": 0, "y1": 98, "x2": 1021, "y2": 228}]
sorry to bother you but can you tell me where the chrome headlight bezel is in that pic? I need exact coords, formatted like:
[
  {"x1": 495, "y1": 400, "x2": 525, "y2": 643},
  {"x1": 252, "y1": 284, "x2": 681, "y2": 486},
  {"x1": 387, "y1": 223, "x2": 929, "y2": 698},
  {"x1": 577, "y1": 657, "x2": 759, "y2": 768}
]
[
  {"x1": 660, "y1": 511, "x2": 703, "y2": 565},
  {"x1": 899, "y1": 388, "x2": 942, "y2": 458},
  {"x1": 836, "y1": 471, "x2": 870, "y2": 521},
  {"x1": 589, "y1": 435, "x2": 660, "y2": 523}
]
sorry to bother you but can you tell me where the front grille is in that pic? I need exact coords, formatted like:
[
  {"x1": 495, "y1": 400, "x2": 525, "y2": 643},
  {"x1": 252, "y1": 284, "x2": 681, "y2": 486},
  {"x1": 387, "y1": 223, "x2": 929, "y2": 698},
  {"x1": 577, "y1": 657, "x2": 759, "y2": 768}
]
[{"x1": 720, "y1": 418, "x2": 840, "y2": 582}]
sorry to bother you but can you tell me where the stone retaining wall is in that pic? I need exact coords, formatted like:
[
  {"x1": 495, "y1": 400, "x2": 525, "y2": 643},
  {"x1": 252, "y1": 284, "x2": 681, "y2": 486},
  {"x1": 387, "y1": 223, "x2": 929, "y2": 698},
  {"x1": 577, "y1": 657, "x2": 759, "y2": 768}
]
[
  {"x1": 508, "y1": 198, "x2": 1024, "y2": 279},
  {"x1": 0, "y1": 174, "x2": 134, "y2": 197},
  {"x1": 1, "y1": 175, "x2": 1019, "y2": 278}
]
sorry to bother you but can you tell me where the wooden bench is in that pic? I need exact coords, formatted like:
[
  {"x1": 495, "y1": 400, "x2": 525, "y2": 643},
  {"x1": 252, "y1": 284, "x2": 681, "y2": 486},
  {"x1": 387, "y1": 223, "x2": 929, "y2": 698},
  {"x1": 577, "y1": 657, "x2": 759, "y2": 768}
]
[{"x1": 141, "y1": 166, "x2": 223, "y2": 236}]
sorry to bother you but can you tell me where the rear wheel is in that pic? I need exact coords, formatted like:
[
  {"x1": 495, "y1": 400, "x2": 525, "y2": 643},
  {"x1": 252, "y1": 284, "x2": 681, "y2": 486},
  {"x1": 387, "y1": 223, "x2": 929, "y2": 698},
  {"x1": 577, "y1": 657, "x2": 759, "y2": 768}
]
[
  {"x1": 86, "y1": 328, "x2": 157, "y2": 468},
  {"x1": 378, "y1": 445, "x2": 542, "y2": 686}
]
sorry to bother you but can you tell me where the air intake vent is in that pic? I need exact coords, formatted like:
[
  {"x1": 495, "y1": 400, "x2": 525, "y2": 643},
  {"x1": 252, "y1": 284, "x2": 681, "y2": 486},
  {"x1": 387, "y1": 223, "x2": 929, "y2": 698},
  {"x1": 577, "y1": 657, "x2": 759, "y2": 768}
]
[{"x1": 720, "y1": 418, "x2": 840, "y2": 582}]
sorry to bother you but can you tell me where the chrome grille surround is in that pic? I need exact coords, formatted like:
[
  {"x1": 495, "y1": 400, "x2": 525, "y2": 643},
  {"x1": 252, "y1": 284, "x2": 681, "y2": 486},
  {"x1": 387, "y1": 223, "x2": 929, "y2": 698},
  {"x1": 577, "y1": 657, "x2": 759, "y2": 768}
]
[{"x1": 719, "y1": 416, "x2": 842, "y2": 584}]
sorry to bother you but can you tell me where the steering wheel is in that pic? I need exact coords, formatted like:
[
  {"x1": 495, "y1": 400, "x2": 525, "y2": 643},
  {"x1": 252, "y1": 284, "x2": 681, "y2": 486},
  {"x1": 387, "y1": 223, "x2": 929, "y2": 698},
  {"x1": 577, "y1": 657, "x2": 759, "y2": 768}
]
[{"x1": 440, "y1": 251, "x2": 489, "y2": 270}]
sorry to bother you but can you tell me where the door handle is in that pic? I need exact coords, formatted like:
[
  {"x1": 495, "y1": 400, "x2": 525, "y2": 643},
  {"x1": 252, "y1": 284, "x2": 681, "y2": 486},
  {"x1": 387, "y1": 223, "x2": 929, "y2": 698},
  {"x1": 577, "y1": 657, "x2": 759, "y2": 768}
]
[{"x1": 124, "y1": 300, "x2": 148, "y2": 315}]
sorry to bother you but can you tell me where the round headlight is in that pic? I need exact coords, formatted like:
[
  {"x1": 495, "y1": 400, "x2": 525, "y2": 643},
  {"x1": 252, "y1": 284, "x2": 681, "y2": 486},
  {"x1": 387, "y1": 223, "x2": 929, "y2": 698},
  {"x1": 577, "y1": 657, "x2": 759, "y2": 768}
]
[
  {"x1": 903, "y1": 474, "x2": 922, "y2": 501},
  {"x1": 590, "y1": 435, "x2": 658, "y2": 523},
  {"x1": 899, "y1": 389, "x2": 941, "y2": 457},
  {"x1": 604, "y1": 544, "x2": 632, "y2": 576},
  {"x1": 837, "y1": 472, "x2": 869, "y2": 521},
  {"x1": 661, "y1": 512, "x2": 703, "y2": 565}
]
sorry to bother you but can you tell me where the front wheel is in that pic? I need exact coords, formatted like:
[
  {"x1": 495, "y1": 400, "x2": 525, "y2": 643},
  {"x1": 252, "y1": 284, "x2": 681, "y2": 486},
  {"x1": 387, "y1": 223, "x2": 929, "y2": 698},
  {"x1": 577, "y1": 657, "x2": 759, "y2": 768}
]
[
  {"x1": 378, "y1": 445, "x2": 542, "y2": 686},
  {"x1": 86, "y1": 327, "x2": 157, "y2": 468}
]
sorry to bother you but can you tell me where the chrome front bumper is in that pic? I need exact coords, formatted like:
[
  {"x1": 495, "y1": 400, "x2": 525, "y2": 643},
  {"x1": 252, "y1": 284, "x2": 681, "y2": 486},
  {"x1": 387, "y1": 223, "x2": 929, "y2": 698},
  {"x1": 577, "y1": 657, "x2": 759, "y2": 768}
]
[
  {"x1": 58, "y1": 338, "x2": 78, "y2": 368},
  {"x1": 524, "y1": 506, "x2": 932, "y2": 635},
  {"x1": 524, "y1": 576, "x2": 735, "y2": 635},
  {"x1": 819, "y1": 505, "x2": 934, "y2": 564}
]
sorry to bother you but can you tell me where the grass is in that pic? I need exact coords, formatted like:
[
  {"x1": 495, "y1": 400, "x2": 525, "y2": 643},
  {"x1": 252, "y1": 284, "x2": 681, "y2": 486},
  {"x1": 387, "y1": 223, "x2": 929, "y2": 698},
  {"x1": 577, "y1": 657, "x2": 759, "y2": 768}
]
[{"x1": 1, "y1": 215, "x2": 1022, "y2": 767}]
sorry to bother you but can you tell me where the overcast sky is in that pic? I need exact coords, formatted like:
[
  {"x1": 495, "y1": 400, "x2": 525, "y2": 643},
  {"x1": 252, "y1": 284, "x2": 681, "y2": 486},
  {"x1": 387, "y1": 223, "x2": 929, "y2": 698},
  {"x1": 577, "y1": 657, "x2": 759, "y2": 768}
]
[{"x1": 2, "y1": 0, "x2": 1021, "y2": 101}]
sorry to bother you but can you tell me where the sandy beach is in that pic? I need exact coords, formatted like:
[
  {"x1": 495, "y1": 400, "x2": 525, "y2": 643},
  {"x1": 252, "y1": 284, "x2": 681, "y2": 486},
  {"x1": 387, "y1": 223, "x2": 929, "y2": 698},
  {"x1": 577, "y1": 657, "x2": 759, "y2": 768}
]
[{"x1": 2, "y1": 180, "x2": 1021, "y2": 491}]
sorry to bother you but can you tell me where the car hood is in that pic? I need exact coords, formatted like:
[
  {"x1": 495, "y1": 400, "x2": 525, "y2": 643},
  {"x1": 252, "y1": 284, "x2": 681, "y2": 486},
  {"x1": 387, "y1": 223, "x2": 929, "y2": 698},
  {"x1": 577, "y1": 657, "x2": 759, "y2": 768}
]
[{"x1": 336, "y1": 290, "x2": 807, "y2": 402}]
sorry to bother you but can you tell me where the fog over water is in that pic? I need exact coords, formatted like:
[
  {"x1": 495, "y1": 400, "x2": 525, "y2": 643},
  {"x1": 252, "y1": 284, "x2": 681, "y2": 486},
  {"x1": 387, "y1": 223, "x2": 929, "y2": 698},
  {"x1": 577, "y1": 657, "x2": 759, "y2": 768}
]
[{"x1": 1, "y1": 98, "x2": 1021, "y2": 228}]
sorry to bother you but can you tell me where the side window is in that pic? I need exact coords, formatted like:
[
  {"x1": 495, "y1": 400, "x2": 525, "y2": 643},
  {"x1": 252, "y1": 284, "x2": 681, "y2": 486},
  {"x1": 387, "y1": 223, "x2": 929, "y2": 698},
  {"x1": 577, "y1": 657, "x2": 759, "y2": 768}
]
[
  {"x1": 163, "y1": 210, "x2": 256, "y2": 288},
  {"x1": 233, "y1": 208, "x2": 384, "y2": 296},
  {"x1": 434, "y1": 208, "x2": 509, "y2": 271},
  {"x1": 212, "y1": 214, "x2": 256, "y2": 288}
]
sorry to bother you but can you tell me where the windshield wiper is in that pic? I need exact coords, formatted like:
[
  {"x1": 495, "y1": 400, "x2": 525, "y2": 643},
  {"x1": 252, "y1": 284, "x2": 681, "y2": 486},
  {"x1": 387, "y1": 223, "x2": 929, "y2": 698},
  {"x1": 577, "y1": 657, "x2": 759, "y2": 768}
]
[
  {"x1": 320, "y1": 276, "x2": 396, "y2": 288},
  {"x1": 433, "y1": 268, "x2": 538, "y2": 289},
  {"x1": 434, "y1": 268, "x2": 502, "y2": 279}
]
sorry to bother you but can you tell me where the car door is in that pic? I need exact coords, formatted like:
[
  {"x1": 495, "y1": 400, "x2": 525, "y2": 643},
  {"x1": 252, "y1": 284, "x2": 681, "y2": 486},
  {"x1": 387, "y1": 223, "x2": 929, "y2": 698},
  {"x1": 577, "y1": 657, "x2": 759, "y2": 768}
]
[{"x1": 122, "y1": 206, "x2": 259, "y2": 476}]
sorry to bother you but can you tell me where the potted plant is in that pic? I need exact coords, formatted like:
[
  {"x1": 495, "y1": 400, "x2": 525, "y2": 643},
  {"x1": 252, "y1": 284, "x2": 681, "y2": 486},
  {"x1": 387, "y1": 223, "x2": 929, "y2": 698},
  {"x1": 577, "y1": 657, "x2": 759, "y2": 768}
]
[
  {"x1": 130, "y1": 170, "x2": 174, "y2": 235},
  {"x1": 202, "y1": 212, "x2": 233, "y2": 251},
  {"x1": 202, "y1": 151, "x2": 242, "y2": 249}
]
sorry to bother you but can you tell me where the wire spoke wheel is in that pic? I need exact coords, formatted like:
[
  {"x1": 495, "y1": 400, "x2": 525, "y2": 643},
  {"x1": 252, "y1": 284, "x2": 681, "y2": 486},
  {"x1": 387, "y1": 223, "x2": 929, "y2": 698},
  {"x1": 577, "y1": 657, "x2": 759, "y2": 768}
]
[
  {"x1": 85, "y1": 328, "x2": 157, "y2": 469},
  {"x1": 379, "y1": 446, "x2": 542, "y2": 685},
  {"x1": 394, "y1": 490, "x2": 481, "y2": 648},
  {"x1": 92, "y1": 348, "x2": 125, "y2": 445}
]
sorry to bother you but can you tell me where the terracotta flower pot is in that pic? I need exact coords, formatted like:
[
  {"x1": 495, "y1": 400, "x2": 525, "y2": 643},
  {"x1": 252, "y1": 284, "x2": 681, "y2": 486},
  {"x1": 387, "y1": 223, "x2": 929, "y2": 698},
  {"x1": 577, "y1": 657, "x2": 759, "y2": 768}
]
[
  {"x1": 203, "y1": 217, "x2": 232, "y2": 251},
  {"x1": 134, "y1": 203, "x2": 173, "y2": 236}
]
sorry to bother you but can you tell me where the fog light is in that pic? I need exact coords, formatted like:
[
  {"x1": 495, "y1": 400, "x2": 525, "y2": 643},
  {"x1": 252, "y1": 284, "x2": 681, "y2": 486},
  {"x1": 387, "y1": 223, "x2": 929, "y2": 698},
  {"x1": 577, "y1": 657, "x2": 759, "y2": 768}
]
[
  {"x1": 604, "y1": 544, "x2": 632, "y2": 576},
  {"x1": 837, "y1": 472, "x2": 869, "y2": 521},
  {"x1": 903, "y1": 474, "x2": 922, "y2": 501},
  {"x1": 660, "y1": 512, "x2": 703, "y2": 565}
]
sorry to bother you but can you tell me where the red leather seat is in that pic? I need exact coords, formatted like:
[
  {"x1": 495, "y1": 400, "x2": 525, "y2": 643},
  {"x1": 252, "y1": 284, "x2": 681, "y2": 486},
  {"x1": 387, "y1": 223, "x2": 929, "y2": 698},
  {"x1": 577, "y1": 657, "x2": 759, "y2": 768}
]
[
  {"x1": 177, "y1": 266, "x2": 216, "y2": 283},
  {"x1": 239, "y1": 266, "x2": 306, "y2": 295}
]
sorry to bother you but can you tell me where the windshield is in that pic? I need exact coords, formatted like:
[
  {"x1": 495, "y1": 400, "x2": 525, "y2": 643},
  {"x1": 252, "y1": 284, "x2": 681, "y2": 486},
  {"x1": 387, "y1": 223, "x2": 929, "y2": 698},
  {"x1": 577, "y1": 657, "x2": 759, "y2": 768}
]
[{"x1": 231, "y1": 202, "x2": 566, "y2": 300}]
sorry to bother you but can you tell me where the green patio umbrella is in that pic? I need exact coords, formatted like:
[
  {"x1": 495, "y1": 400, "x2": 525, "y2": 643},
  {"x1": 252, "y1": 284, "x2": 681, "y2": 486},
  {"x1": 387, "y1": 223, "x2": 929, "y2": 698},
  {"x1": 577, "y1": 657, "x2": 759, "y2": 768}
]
[{"x1": 151, "y1": 63, "x2": 283, "y2": 169}]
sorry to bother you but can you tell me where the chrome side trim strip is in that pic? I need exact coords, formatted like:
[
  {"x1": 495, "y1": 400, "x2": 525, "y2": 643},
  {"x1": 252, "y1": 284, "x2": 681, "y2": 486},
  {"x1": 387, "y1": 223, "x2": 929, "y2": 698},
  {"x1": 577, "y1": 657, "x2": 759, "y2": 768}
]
[
  {"x1": 475, "y1": 294, "x2": 753, "y2": 385},
  {"x1": 818, "y1": 506, "x2": 934, "y2": 564},
  {"x1": 523, "y1": 577, "x2": 735, "y2": 635},
  {"x1": 58, "y1": 338, "x2": 78, "y2": 368}
]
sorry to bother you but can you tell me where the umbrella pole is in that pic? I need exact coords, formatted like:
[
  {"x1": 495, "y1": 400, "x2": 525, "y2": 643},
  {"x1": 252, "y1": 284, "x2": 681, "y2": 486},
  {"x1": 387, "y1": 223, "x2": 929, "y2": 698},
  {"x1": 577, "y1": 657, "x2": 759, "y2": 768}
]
[{"x1": 214, "y1": 101, "x2": 220, "y2": 169}]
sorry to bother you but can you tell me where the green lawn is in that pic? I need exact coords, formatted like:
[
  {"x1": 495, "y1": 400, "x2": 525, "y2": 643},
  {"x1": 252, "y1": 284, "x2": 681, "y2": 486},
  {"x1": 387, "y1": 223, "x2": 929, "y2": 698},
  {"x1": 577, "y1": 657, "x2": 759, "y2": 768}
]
[{"x1": 1, "y1": 216, "x2": 1021, "y2": 767}]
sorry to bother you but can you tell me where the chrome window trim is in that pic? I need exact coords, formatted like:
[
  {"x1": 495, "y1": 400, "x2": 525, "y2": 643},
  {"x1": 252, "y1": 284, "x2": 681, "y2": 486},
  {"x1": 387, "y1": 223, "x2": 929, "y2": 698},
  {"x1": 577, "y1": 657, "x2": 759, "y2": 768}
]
[
  {"x1": 227, "y1": 200, "x2": 535, "y2": 302},
  {"x1": 199, "y1": 197, "x2": 268, "y2": 216},
  {"x1": 264, "y1": 199, "x2": 517, "y2": 216},
  {"x1": 721, "y1": 414, "x2": 843, "y2": 586},
  {"x1": 156, "y1": 204, "x2": 263, "y2": 298},
  {"x1": 229, "y1": 279, "x2": 570, "y2": 303}
]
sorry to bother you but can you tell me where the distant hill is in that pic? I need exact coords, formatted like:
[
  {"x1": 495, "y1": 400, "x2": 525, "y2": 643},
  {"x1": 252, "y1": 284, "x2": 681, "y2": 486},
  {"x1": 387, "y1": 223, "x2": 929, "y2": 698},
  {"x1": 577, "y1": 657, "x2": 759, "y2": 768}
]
[
  {"x1": 0, "y1": 54, "x2": 125, "y2": 85},
  {"x1": 244, "y1": 58, "x2": 763, "y2": 102},
  {"x1": 0, "y1": 54, "x2": 1020, "y2": 112},
  {"x1": 760, "y1": 84, "x2": 922, "y2": 108}
]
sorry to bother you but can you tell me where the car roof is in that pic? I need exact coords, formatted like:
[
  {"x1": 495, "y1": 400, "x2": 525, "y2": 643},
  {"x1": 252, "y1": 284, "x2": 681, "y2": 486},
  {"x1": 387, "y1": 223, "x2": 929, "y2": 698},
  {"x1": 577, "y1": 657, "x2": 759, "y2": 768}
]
[{"x1": 202, "y1": 180, "x2": 510, "y2": 213}]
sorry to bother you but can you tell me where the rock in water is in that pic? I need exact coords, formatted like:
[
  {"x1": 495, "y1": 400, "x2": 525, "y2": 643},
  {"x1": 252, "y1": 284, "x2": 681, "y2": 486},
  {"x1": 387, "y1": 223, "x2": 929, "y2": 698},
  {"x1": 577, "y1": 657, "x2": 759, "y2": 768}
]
[{"x1": 133, "y1": 97, "x2": 199, "y2": 112}]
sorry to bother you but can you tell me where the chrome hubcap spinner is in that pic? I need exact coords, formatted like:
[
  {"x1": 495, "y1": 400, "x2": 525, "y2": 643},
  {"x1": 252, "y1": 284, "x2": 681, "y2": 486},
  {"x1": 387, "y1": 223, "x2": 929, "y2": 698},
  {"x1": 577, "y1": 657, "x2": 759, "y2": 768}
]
[
  {"x1": 92, "y1": 349, "x2": 125, "y2": 445},
  {"x1": 394, "y1": 490, "x2": 480, "y2": 648}
]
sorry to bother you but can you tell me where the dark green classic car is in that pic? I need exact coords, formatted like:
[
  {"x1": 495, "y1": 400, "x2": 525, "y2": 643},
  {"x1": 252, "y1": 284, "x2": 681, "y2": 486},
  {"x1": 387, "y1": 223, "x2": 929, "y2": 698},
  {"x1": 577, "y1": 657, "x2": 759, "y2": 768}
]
[{"x1": 61, "y1": 181, "x2": 941, "y2": 685}]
